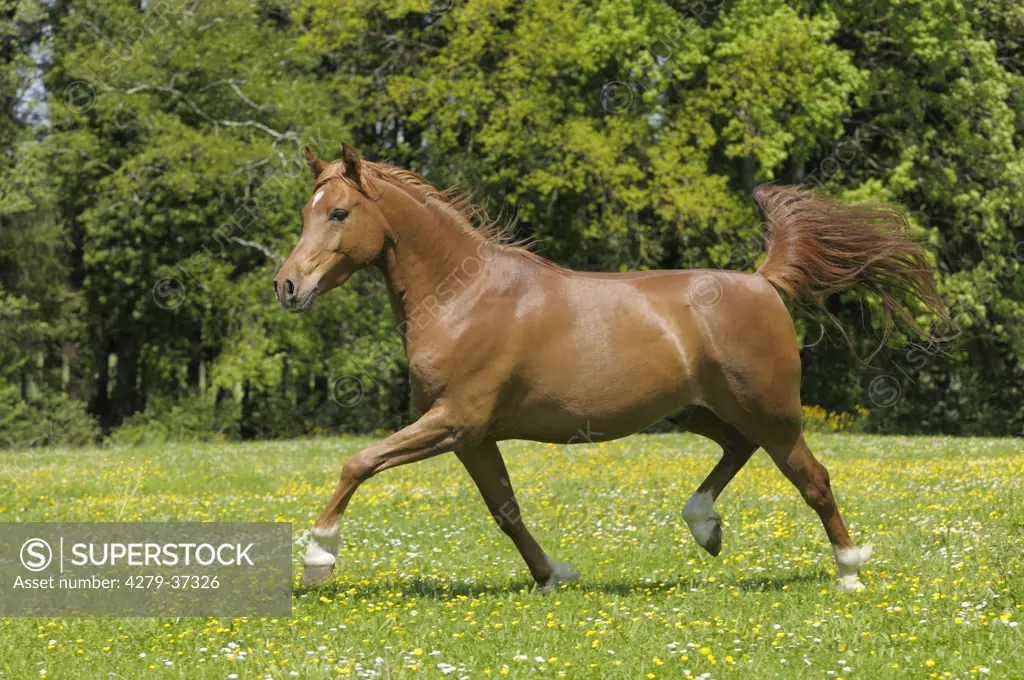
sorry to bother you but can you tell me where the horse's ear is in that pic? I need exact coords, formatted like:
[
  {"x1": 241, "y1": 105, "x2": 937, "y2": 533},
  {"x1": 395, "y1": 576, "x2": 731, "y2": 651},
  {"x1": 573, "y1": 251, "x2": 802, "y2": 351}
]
[
  {"x1": 304, "y1": 146, "x2": 327, "y2": 178},
  {"x1": 340, "y1": 142, "x2": 363, "y2": 188}
]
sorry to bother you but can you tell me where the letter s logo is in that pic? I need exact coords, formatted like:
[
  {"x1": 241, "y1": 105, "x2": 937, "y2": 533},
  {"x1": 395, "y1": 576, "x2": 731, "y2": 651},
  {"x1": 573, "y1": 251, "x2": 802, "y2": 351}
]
[{"x1": 20, "y1": 538, "x2": 52, "y2": 572}]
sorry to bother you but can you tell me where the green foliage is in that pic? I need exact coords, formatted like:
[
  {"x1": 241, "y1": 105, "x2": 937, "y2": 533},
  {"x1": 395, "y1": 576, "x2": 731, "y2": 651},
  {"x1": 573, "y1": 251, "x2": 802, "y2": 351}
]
[
  {"x1": 1, "y1": 0, "x2": 1021, "y2": 442},
  {"x1": 104, "y1": 395, "x2": 240, "y2": 447},
  {"x1": 0, "y1": 383, "x2": 100, "y2": 448}
]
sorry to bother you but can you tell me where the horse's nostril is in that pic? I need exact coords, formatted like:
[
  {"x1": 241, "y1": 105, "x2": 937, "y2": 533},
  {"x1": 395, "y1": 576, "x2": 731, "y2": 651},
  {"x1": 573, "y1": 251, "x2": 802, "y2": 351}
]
[
  {"x1": 273, "y1": 279, "x2": 279, "y2": 297},
  {"x1": 284, "y1": 278, "x2": 295, "y2": 297}
]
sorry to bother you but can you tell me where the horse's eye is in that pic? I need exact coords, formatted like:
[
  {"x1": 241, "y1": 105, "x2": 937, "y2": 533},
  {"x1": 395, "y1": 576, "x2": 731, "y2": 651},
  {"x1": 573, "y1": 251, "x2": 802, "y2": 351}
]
[{"x1": 329, "y1": 208, "x2": 349, "y2": 222}]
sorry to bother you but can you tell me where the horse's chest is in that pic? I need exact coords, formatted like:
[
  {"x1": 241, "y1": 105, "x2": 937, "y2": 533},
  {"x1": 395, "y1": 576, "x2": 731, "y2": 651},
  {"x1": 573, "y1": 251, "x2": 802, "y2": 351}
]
[{"x1": 406, "y1": 348, "x2": 451, "y2": 411}]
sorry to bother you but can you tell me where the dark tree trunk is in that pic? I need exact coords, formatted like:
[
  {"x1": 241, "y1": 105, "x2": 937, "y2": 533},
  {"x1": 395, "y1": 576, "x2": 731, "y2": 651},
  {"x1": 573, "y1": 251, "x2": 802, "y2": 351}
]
[
  {"x1": 740, "y1": 156, "x2": 756, "y2": 196},
  {"x1": 90, "y1": 345, "x2": 111, "y2": 430},
  {"x1": 240, "y1": 381, "x2": 255, "y2": 439},
  {"x1": 112, "y1": 338, "x2": 140, "y2": 425},
  {"x1": 187, "y1": 332, "x2": 202, "y2": 391}
]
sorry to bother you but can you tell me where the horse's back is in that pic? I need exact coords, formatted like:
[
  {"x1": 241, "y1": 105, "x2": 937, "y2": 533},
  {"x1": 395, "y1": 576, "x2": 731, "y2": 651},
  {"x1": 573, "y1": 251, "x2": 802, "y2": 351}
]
[{"x1": 491, "y1": 266, "x2": 800, "y2": 442}]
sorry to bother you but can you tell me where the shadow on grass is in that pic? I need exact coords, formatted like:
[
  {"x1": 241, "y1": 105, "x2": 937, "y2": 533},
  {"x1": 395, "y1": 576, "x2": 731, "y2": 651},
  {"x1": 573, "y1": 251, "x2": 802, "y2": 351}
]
[{"x1": 295, "y1": 572, "x2": 829, "y2": 601}]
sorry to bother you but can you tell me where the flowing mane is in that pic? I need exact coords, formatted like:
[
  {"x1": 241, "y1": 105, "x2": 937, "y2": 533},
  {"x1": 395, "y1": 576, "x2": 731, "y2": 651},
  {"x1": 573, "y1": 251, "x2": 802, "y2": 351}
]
[{"x1": 315, "y1": 159, "x2": 561, "y2": 268}]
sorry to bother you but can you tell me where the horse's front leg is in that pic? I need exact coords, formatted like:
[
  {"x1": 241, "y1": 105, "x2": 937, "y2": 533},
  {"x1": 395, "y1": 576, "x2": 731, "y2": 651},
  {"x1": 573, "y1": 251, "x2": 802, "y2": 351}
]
[
  {"x1": 302, "y1": 405, "x2": 463, "y2": 586},
  {"x1": 456, "y1": 442, "x2": 579, "y2": 591}
]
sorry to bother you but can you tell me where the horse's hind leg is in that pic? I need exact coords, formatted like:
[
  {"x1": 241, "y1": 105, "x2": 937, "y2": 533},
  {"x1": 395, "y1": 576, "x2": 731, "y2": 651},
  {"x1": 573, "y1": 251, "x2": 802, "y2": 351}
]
[
  {"x1": 697, "y1": 389, "x2": 870, "y2": 589},
  {"x1": 675, "y1": 407, "x2": 758, "y2": 557},
  {"x1": 762, "y1": 429, "x2": 872, "y2": 591}
]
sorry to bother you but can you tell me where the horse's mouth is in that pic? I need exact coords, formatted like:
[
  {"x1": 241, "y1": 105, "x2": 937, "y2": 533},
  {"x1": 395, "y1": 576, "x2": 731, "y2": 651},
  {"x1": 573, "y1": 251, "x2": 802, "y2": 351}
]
[{"x1": 295, "y1": 288, "x2": 319, "y2": 310}]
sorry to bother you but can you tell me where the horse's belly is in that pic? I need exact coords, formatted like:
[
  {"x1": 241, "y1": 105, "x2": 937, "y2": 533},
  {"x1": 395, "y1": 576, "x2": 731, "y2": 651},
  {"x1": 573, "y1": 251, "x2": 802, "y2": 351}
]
[
  {"x1": 499, "y1": 405, "x2": 680, "y2": 444},
  {"x1": 497, "y1": 358, "x2": 695, "y2": 443},
  {"x1": 489, "y1": 273, "x2": 704, "y2": 443}
]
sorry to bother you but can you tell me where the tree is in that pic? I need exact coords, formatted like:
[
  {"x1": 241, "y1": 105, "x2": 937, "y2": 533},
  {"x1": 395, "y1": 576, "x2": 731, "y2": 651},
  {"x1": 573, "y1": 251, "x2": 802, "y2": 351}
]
[{"x1": 2, "y1": 0, "x2": 1021, "y2": 443}]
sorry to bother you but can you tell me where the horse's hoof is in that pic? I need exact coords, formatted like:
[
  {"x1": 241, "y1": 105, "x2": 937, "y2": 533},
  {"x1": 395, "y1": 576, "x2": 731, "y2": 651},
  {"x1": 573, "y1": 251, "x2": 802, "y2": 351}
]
[
  {"x1": 682, "y1": 492, "x2": 723, "y2": 556},
  {"x1": 837, "y1": 575, "x2": 865, "y2": 592},
  {"x1": 701, "y1": 521, "x2": 722, "y2": 557},
  {"x1": 539, "y1": 558, "x2": 580, "y2": 593},
  {"x1": 301, "y1": 564, "x2": 335, "y2": 586}
]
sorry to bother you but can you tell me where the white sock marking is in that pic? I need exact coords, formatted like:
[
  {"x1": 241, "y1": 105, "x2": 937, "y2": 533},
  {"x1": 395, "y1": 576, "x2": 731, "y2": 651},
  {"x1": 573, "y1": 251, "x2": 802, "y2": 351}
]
[
  {"x1": 833, "y1": 542, "x2": 872, "y2": 591},
  {"x1": 304, "y1": 522, "x2": 340, "y2": 567},
  {"x1": 540, "y1": 555, "x2": 580, "y2": 591},
  {"x1": 682, "y1": 490, "x2": 720, "y2": 547}
]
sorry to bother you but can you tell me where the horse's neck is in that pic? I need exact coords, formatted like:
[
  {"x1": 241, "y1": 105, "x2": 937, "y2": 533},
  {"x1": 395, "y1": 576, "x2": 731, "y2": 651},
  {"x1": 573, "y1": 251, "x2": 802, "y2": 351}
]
[{"x1": 376, "y1": 187, "x2": 494, "y2": 329}]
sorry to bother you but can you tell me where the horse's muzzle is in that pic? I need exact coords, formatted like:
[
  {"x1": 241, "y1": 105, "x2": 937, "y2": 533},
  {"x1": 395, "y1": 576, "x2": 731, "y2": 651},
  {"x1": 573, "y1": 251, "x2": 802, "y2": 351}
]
[{"x1": 274, "y1": 275, "x2": 318, "y2": 311}]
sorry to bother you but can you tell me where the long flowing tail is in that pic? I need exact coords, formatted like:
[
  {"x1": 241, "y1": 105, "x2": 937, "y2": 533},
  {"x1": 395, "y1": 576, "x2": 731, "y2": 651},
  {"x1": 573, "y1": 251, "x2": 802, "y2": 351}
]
[{"x1": 753, "y1": 185, "x2": 947, "y2": 343}]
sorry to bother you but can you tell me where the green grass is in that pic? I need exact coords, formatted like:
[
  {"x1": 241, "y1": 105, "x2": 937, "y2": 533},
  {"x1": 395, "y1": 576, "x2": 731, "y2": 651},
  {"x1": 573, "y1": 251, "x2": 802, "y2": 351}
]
[{"x1": 1, "y1": 433, "x2": 1023, "y2": 678}]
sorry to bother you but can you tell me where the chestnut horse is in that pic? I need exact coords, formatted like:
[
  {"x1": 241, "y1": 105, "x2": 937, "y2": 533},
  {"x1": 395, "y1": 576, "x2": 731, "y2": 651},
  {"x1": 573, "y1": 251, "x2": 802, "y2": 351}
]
[{"x1": 275, "y1": 143, "x2": 944, "y2": 591}]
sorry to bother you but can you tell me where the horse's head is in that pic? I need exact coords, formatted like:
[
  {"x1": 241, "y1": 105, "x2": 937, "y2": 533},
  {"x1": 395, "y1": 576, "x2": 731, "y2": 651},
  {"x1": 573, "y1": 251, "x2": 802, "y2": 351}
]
[{"x1": 274, "y1": 143, "x2": 389, "y2": 310}]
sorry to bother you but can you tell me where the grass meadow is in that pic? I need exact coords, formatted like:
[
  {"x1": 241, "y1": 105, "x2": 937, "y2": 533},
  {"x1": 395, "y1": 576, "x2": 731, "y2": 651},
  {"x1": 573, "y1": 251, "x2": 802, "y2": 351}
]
[{"x1": 0, "y1": 433, "x2": 1022, "y2": 678}]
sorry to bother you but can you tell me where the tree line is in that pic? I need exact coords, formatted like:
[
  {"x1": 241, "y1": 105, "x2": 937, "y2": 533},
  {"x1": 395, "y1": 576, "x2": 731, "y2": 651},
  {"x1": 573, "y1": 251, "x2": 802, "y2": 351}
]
[{"x1": 1, "y1": 0, "x2": 1022, "y2": 446}]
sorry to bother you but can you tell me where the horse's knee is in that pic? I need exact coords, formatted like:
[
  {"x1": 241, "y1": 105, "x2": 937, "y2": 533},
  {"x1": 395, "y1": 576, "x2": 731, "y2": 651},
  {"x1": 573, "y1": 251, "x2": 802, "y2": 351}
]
[
  {"x1": 341, "y1": 453, "x2": 374, "y2": 483},
  {"x1": 817, "y1": 464, "x2": 832, "y2": 491},
  {"x1": 802, "y1": 463, "x2": 835, "y2": 512}
]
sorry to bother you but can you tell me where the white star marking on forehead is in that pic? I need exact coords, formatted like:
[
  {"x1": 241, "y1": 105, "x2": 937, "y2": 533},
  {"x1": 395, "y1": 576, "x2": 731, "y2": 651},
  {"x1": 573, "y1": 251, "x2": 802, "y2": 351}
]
[{"x1": 312, "y1": 189, "x2": 325, "y2": 207}]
